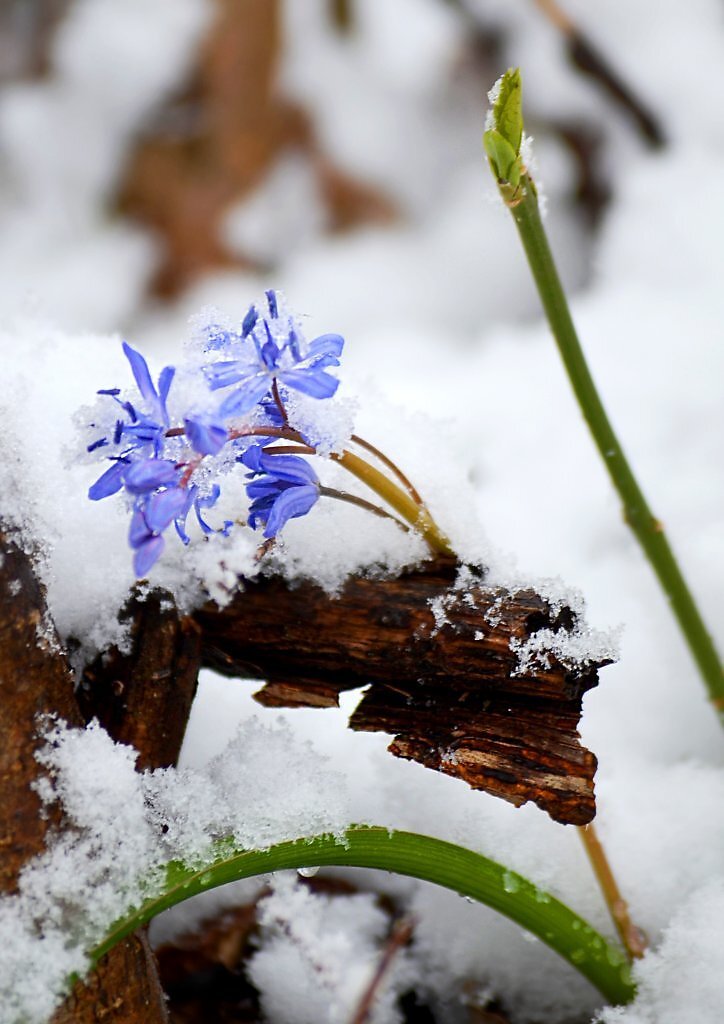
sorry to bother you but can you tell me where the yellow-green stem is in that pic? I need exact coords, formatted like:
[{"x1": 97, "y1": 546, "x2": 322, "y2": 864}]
[
  {"x1": 334, "y1": 449, "x2": 455, "y2": 557},
  {"x1": 578, "y1": 824, "x2": 647, "y2": 961}
]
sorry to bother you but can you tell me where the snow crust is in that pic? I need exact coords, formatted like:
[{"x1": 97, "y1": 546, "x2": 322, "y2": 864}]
[
  {"x1": 1, "y1": 1, "x2": 724, "y2": 1022},
  {"x1": 0, "y1": 717, "x2": 351, "y2": 1024}
]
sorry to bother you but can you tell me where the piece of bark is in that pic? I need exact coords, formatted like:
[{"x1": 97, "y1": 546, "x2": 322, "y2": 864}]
[
  {"x1": 196, "y1": 560, "x2": 603, "y2": 825},
  {"x1": 79, "y1": 592, "x2": 202, "y2": 772},
  {"x1": 53, "y1": 932, "x2": 169, "y2": 1024},
  {"x1": 0, "y1": 530, "x2": 170, "y2": 1023},
  {"x1": 0, "y1": 531, "x2": 80, "y2": 891}
]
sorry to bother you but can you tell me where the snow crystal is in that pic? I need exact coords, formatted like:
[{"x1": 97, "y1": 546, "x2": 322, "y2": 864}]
[
  {"x1": 248, "y1": 873, "x2": 415, "y2": 1024},
  {"x1": 599, "y1": 879, "x2": 724, "y2": 1024},
  {"x1": 0, "y1": 716, "x2": 352, "y2": 1024},
  {"x1": 510, "y1": 622, "x2": 621, "y2": 674}
]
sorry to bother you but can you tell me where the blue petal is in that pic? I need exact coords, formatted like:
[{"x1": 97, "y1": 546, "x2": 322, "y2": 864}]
[
  {"x1": 174, "y1": 486, "x2": 197, "y2": 545},
  {"x1": 196, "y1": 484, "x2": 221, "y2": 509},
  {"x1": 259, "y1": 453, "x2": 318, "y2": 485},
  {"x1": 122, "y1": 342, "x2": 157, "y2": 405},
  {"x1": 265, "y1": 289, "x2": 279, "y2": 318},
  {"x1": 246, "y1": 478, "x2": 283, "y2": 501},
  {"x1": 129, "y1": 506, "x2": 152, "y2": 548},
  {"x1": 239, "y1": 444, "x2": 266, "y2": 473},
  {"x1": 218, "y1": 374, "x2": 273, "y2": 418},
  {"x1": 278, "y1": 368, "x2": 339, "y2": 399},
  {"x1": 145, "y1": 487, "x2": 189, "y2": 533},
  {"x1": 264, "y1": 483, "x2": 318, "y2": 538},
  {"x1": 89, "y1": 462, "x2": 126, "y2": 501},
  {"x1": 247, "y1": 492, "x2": 276, "y2": 530},
  {"x1": 307, "y1": 333, "x2": 344, "y2": 361},
  {"x1": 157, "y1": 366, "x2": 175, "y2": 412},
  {"x1": 288, "y1": 328, "x2": 302, "y2": 362},
  {"x1": 123, "y1": 458, "x2": 179, "y2": 494},
  {"x1": 204, "y1": 360, "x2": 246, "y2": 390},
  {"x1": 184, "y1": 415, "x2": 228, "y2": 456},
  {"x1": 134, "y1": 535, "x2": 165, "y2": 577}
]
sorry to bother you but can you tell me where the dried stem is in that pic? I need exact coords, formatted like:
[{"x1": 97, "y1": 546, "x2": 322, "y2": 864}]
[
  {"x1": 319, "y1": 485, "x2": 411, "y2": 532},
  {"x1": 351, "y1": 433, "x2": 423, "y2": 504},
  {"x1": 578, "y1": 825, "x2": 647, "y2": 961},
  {"x1": 349, "y1": 917, "x2": 415, "y2": 1024}
]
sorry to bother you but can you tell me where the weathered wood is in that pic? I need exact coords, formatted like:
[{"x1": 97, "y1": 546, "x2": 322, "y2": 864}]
[
  {"x1": 0, "y1": 532, "x2": 79, "y2": 891},
  {"x1": 79, "y1": 593, "x2": 201, "y2": 771},
  {"x1": 0, "y1": 531, "x2": 170, "y2": 1023},
  {"x1": 53, "y1": 932, "x2": 169, "y2": 1024},
  {"x1": 195, "y1": 560, "x2": 603, "y2": 825}
]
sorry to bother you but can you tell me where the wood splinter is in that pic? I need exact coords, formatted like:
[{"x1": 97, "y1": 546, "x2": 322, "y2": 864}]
[{"x1": 196, "y1": 559, "x2": 608, "y2": 826}]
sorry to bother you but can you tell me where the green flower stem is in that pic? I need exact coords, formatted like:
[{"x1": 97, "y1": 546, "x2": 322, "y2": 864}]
[
  {"x1": 333, "y1": 450, "x2": 455, "y2": 558},
  {"x1": 90, "y1": 826, "x2": 634, "y2": 1005},
  {"x1": 496, "y1": 171, "x2": 724, "y2": 714}
]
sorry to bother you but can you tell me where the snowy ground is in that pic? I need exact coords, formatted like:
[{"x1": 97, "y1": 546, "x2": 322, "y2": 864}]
[{"x1": 1, "y1": 1, "x2": 723, "y2": 1022}]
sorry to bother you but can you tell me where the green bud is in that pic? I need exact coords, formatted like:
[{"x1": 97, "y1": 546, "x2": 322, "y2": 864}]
[
  {"x1": 483, "y1": 130, "x2": 521, "y2": 187},
  {"x1": 484, "y1": 68, "x2": 524, "y2": 186}
]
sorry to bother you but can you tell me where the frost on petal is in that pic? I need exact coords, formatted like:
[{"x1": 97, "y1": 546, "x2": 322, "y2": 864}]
[
  {"x1": 184, "y1": 415, "x2": 228, "y2": 456},
  {"x1": 123, "y1": 459, "x2": 180, "y2": 495}
]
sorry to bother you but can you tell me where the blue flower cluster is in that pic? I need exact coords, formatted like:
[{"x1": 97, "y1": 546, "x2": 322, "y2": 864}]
[{"x1": 87, "y1": 291, "x2": 344, "y2": 577}]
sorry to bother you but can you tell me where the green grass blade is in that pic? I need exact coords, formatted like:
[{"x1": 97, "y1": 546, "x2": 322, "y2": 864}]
[{"x1": 90, "y1": 826, "x2": 634, "y2": 1006}]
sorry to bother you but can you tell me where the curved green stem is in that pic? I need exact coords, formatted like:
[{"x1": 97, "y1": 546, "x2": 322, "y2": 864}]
[
  {"x1": 496, "y1": 172, "x2": 724, "y2": 716},
  {"x1": 90, "y1": 826, "x2": 633, "y2": 1005}
]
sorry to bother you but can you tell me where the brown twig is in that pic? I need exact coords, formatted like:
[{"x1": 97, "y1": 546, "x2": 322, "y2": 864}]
[
  {"x1": 319, "y1": 485, "x2": 411, "y2": 532},
  {"x1": 531, "y1": 0, "x2": 665, "y2": 147},
  {"x1": 349, "y1": 917, "x2": 415, "y2": 1024},
  {"x1": 351, "y1": 434, "x2": 423, "y2": 505},
  {"x1": 578, "y1": 823, "x2": 647, "y2": 960}
]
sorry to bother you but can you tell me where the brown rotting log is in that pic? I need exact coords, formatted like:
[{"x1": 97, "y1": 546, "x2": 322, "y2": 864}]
[
  {"x1": 0, "y1": 530, "x2": 171, "y2": 1022},
  {"x1": 196, "y1": 559, "x2": 603, "y2": 825}
]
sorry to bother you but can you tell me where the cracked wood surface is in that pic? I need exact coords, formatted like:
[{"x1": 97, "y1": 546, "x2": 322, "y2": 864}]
[
  {"x1": 196, "y1": 559, "x2": 603, "y2": 825},
  {"x1": 0, "y1": 531, "x2": 188, "y2": 1023}
]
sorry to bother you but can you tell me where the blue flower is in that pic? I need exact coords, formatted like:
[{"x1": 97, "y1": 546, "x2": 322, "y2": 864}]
[
  {"x1": 184, "y1": 413, "x2": 227, "y2": 456},
  {"x1": 128, "y1": 486, "x2": 188, "y2": 577},
  {"x1": 203, "y1": 291, "x2": 344, "y2": 418},
  {"x1": 242, "y1": 447, "x2": 320, "y2": 538},
  {"x1": 88, "y1": 343, "x2": 176, "y2": 494}
]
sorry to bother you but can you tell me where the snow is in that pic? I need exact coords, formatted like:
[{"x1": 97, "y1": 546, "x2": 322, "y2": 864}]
[
  {"x1": 1, "y1": 0, "x2": 724, "y2": 1022},
  {"x1": 248, "y1": 874, "x2": 415, "y2": 1024},
  {"x1": 0, "y1": 715, "x2": 351, "y2": 1024}
]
